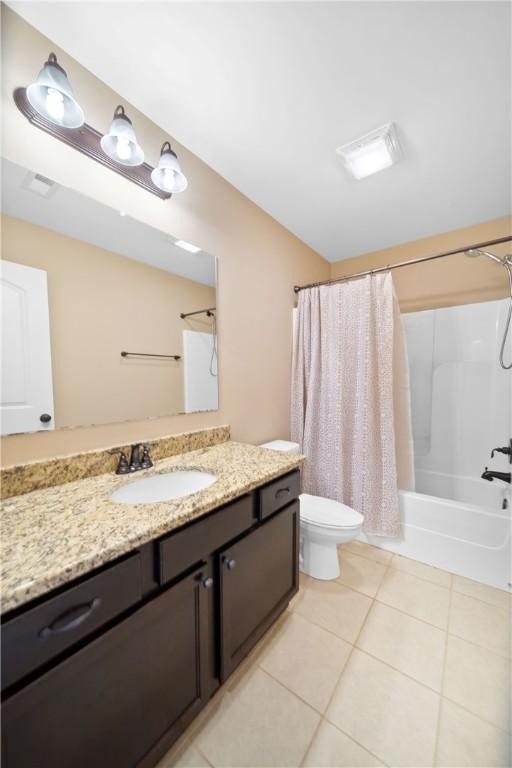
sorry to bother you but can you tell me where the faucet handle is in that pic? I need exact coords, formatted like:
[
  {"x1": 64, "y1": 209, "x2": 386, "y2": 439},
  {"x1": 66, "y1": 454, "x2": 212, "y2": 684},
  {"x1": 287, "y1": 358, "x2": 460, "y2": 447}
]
[
  {"x1": 140, "y1": 444, "x2": 153, "y2": 469},
  {"x1": 108, "y1": 449, "x2": 130, "y2": 475}
]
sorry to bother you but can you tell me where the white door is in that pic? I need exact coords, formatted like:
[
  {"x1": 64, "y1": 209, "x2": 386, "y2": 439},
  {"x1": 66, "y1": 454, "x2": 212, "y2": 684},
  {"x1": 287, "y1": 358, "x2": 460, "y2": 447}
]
[{"x1": 1, "y1": 260, "x2": 55, "y2": 435}]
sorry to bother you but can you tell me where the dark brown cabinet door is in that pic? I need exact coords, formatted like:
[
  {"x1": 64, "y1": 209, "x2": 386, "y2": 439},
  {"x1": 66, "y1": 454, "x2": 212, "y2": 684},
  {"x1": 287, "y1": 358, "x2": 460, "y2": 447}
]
[
  {"x1": 2, "y1": 565, "x2": 212, "y2": 768},
  {"x1": 219, "y1": 502, "x2": 299, "y2": 680}
]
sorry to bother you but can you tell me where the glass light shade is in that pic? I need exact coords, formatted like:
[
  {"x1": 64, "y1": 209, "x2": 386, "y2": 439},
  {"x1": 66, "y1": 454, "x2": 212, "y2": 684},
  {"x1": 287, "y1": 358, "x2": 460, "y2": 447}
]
[
  {"x1": 336, "y1": 123, "x2": 401, "y2": 180},
  {"x1": 26, "y1": 53, "x2": 85, "y2": 129},
  {"x1": 100, "y1": 106, "x2": 144, "y2": 166},
  {"x1": 151, "y1": 142, "x2": 188, "y2": 193}
]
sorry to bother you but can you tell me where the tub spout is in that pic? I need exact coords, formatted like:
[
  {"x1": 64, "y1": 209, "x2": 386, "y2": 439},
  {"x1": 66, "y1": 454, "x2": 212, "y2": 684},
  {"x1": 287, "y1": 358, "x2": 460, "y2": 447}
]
[{"x1": 481, "y1": 468, "x2": 511, "y2": 484}]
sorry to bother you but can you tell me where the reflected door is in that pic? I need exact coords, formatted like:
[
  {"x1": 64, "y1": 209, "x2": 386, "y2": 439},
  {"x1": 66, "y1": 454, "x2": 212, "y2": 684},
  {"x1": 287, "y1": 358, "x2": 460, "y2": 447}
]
[{"x1": 0, "y1": 260, "x2": 55, "y2": 434}]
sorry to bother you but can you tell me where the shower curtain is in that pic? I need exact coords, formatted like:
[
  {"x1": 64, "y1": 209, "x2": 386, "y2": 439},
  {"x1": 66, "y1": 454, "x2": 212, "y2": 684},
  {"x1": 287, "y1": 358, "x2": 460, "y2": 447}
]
[{"x1": 291, "y1": 273, "x2": 414, "y2": 537}]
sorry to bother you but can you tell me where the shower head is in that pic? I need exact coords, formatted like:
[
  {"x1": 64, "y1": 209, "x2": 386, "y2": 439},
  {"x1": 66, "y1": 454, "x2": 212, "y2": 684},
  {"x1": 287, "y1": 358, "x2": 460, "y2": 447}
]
[{"x1": 464, "y1": 248, "x2": 505, "y2": 265}]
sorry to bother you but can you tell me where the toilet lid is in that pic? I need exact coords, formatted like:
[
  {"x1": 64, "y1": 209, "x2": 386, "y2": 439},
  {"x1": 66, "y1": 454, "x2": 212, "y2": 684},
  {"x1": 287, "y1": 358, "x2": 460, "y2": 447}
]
[{"x1": 299, "y1": 494, "x2": 363, "y2": 529}]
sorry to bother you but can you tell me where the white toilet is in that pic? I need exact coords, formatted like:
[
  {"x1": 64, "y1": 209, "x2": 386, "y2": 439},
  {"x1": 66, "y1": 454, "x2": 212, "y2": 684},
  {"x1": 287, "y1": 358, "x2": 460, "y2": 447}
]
[{"x1": 260, "y1": 440, "x2": 364, "y2": 580}]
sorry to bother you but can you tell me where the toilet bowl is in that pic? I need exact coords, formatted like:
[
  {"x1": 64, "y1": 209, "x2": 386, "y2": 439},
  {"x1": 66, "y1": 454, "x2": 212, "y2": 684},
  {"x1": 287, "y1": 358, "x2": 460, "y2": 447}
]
[{"x1": 259, "y1": 441, "x2": 364, "y2": 580}]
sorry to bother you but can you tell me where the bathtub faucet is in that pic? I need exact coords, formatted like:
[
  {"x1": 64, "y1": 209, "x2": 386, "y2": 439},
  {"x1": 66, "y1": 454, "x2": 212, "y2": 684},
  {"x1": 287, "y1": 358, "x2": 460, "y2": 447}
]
[{"x1": 481, "y1": 468, "x2": 511, "y2": 484}]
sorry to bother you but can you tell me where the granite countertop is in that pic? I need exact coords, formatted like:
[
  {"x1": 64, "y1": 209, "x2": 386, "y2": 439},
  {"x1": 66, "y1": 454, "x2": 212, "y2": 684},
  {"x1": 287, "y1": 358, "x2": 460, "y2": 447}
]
[{"x1": 0, "y1": 441, "x2": 303, "y2": 615}]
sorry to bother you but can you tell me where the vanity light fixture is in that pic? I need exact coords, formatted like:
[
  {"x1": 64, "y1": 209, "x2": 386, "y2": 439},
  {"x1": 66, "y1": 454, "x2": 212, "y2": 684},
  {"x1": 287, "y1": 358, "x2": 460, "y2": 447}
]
[
  {"x1": 151, "y1": 142, "x2": 188, "y2": 193},
  {"x1": 26, "y1": 53, "x2": 85, "y2": 129},
  {"x1": 336, "y1": 122, "x2": 401, "y2": 180},
  {"x1": 100, "y1": 105, "x2": 144, "y2": 167},
  {"x1": 15, "y1": 53, "x2": 188, "y2": 200},
  {"x1": 175, "y1": 240, "x2": 201, "y2": 253}
]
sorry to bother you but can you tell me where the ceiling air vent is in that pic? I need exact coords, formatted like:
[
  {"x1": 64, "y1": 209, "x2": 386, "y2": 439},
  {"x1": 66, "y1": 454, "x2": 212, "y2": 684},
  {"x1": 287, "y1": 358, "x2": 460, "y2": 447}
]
[{"x1": 21, "y1": 171, "x2": 59, "y2": 198}]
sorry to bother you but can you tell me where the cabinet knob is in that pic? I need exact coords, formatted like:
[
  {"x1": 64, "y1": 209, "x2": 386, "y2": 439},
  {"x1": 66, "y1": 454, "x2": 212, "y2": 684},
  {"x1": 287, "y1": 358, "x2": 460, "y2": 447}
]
[
  {"x1": 226, "y1": 558, "x2": 236, "y2": 571},
  {"x1": 40, "y1": 413, "x2": 52, "y2": 423},
  {"x1": 202, "y1": 576, "x2": 214, "y2": 589}
]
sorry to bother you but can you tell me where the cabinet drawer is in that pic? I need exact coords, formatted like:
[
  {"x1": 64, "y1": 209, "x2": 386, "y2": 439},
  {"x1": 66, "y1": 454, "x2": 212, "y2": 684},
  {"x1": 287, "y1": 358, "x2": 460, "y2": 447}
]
[
  {"x1": 258, "y1": 470, "x2": 301, "y2": 520},
  {"x1": 159, "y1": 494, "x2": 256, "y2": 585},
  {"x1": 1, "y1": 553, "x2": 142, "y2": 691}
]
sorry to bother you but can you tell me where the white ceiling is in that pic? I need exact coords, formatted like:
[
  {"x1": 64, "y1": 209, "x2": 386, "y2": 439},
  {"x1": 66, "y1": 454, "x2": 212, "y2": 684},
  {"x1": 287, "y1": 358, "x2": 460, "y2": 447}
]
[
  {"x1": 8, "y1": 1, "x2": 511, "y2": 263},
  {"x1": 1, "y1": 158, "x2": 216, "y2": 286}
]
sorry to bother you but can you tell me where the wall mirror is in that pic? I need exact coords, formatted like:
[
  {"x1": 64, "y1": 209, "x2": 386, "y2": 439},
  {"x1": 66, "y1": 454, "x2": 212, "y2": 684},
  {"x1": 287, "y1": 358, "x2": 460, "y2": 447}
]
[{"x1": 0, "y1": 158, "x2": 218, "y2": 436}]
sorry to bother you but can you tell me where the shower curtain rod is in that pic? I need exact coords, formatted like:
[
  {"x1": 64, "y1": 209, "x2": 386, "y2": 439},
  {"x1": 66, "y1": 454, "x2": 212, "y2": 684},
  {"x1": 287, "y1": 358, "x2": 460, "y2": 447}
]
[{"x1": 293, "y1": 235, "x2": 512, "y2": 293}]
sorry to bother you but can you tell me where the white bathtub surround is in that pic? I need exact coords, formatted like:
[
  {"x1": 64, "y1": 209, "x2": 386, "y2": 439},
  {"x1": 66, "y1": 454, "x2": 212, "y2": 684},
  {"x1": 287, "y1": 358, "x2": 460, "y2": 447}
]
[
  {"x1": 291, "y1": 273, "x2": 414, "y2": 537},
  {"x1": 404, "y1": 299, "x2": 511, "y2": 489},
  {"x1": 370, "y1": 298, "x2": 512, "y2": 592}
]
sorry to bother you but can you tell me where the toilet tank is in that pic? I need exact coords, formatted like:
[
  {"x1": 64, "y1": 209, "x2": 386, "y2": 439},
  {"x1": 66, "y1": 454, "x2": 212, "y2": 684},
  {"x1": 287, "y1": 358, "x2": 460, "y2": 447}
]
[{"x1": 259, "y1": 440, "x2": 300, "y2": 454}]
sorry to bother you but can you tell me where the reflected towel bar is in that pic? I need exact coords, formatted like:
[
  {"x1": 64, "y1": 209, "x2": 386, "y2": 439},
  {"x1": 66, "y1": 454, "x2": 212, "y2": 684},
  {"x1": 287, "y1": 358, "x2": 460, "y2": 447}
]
[
  {"x1": 180, "y1": 307, "x2": 216, "y2": 319},
  {"x1": 121, "y1": 351, "x2": 181, "y2": 360}
]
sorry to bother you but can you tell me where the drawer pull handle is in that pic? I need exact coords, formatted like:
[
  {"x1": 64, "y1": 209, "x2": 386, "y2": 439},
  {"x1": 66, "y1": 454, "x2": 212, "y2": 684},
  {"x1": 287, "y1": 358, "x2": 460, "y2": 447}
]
[
  {"x1": 39, "y1": 598, "x2": 102, "y2": 639},
  {"x1": 275, "y1": 487, "x2": 290, "y2": 499},
  {"x1": 202, "y1": 576, "x2": 214, "y2": 589},
  {"x1": 226, "y1": 558, "x2": 237, "y2": 570}
]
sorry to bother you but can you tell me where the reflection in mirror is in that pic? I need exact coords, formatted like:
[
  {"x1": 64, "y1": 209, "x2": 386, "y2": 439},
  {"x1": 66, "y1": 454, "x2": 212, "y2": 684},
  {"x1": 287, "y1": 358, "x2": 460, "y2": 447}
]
[{"x1": 0, "y1": 158, "x2": 218, "y2": 436}]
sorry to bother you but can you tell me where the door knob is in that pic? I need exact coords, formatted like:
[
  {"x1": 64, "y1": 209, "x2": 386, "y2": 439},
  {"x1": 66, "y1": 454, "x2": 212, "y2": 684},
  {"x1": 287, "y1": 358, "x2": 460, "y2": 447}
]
[
  {"x1": 225, "y1": 558, "x2": 236, "y2": 570},
  {"x1": 202, "y1": 576, "x2": 214, "y2": 589},
  {"x1": 40, "y1": 413, "x2": 52, "y2": 423}
]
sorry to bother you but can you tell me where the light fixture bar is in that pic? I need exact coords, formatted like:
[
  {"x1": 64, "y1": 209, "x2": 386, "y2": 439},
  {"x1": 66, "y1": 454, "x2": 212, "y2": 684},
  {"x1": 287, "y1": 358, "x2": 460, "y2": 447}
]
[{"x1": 13, "y1": 87, "x2": 171, "y2": 200}]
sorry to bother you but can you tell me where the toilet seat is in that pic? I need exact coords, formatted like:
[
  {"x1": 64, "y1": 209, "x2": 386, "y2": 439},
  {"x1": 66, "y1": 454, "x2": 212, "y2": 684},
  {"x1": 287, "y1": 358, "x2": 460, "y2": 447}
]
[{"x1": 300, "y1": 494, "x2": 363, "y2": 530}]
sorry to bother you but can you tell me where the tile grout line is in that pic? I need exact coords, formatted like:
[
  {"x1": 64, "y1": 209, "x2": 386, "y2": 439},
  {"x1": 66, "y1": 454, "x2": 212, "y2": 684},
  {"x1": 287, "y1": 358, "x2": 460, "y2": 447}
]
[
  {"x1": 433, "y1": 580, "x2": 453, "y2": 767},
  {"x1": 349, "y1": 542, "x2": 512, "y2": 603},
  {"x1": 300, "y1": 554, "x2": 393, "y2": 768},
  {"x1": 315, "y1": 561, "x2": 394, "y2": 767},
  {"x1": 372, "y1": 595, "x2": 448, "y2": 631},
  {"x1": 440, "y1": 691, "x2": 512, "y2": 735},
  {"x1": 359, "y1": 544, "x2": 511, "y2": 607},
  {"x1": 293, "y1": 570, "x2": 509, "y2": 693}
]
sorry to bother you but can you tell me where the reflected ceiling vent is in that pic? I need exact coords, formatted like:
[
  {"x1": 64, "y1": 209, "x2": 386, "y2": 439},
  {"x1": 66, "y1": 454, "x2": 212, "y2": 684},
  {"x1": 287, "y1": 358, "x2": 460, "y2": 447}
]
[{"x1": 21, "y1": 171, "x2": 59, "y2": 198}]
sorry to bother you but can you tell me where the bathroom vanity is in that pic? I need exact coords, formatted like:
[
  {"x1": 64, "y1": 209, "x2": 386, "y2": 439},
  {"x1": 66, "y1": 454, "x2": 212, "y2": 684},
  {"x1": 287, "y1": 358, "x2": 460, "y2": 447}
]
[{"x1": 0, "y1": 441, "x2": 301, "y2": 768}]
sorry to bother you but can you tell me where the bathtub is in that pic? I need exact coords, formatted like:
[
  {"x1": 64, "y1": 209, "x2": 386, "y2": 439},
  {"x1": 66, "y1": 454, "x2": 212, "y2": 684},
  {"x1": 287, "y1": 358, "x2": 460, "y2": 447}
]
[{"x1": 364, "y1": 488, "x2": 511, "y2": 592}]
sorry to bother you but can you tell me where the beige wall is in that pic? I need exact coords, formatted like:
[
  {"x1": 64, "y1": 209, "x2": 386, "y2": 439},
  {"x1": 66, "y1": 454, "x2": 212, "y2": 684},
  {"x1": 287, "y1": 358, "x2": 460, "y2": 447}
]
[
  {"x1": 0, "y1": 7, "x2": 330, "y2": 465},
  {"x1": 330, "y1": 217, "x2": 511, "y2": 313},
  {"x1": 2, "y1": 214, "x2": 216, "y2": 428}
]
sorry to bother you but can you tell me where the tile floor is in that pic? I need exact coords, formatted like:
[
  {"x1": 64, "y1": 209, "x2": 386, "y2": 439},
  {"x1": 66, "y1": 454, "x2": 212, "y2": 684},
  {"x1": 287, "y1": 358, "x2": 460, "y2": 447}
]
[{"x1": 158, "y1": 542, "x2": 511, "y2": 768}]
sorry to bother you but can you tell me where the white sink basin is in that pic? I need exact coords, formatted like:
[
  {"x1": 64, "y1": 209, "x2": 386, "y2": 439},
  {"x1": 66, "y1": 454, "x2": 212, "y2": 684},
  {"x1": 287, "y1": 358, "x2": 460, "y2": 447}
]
[{"x1": 111, "y1": 470, "x2": 217, "y2": 504}]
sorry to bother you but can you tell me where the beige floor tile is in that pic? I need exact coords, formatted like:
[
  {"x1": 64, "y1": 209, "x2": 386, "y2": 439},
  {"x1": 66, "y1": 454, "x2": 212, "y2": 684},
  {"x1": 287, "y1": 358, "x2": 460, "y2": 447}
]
[
  {"x1": 289, "y1": 571, "x2": 310, "y2": 611},
  {"x1": 391, "y1": 553, "x2": 452, "y2": 588},
  {"x1": 259, "y1": 612, "x2": 351, "y2": 712},
  {"x1": 452, "y1": 574, "x2": 511, "y2": 611},
  {"x1": 450, "y1": 591, "x2": 510, "y2": 658},
  {"x1": 376, "y1": 568, "x2": 450, "y2": 629},
  {"x1": 157, "y1": 740, "x2": 211, "y2": 768},
  {"x1": 294, "y1": 578, "x2": 372, "y2": 643},
  {"x1": 436, "y1": 699, "x2": 511, "y2": 767},
  {"x1": 195, "y1": 667, "x2": 320, "y2": 767},
  {"x1": 444, "y1": 634, "x2": 511, "y2": 730},
  {"x1": 303, "y1": 720, "x2": 384, "y2": 767},
  {"x1": 337, "y1": 550, "x2": 387, "y2": 597},
  {"x1": 356, "y1": 600, "x2": 446, "y2": 690},
  {"x1": 326, "y1": 649, "x2": 439, "y2": 767},
  {"x1": 342, "y1": 540, "x2": 393, "y2": 565}
]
